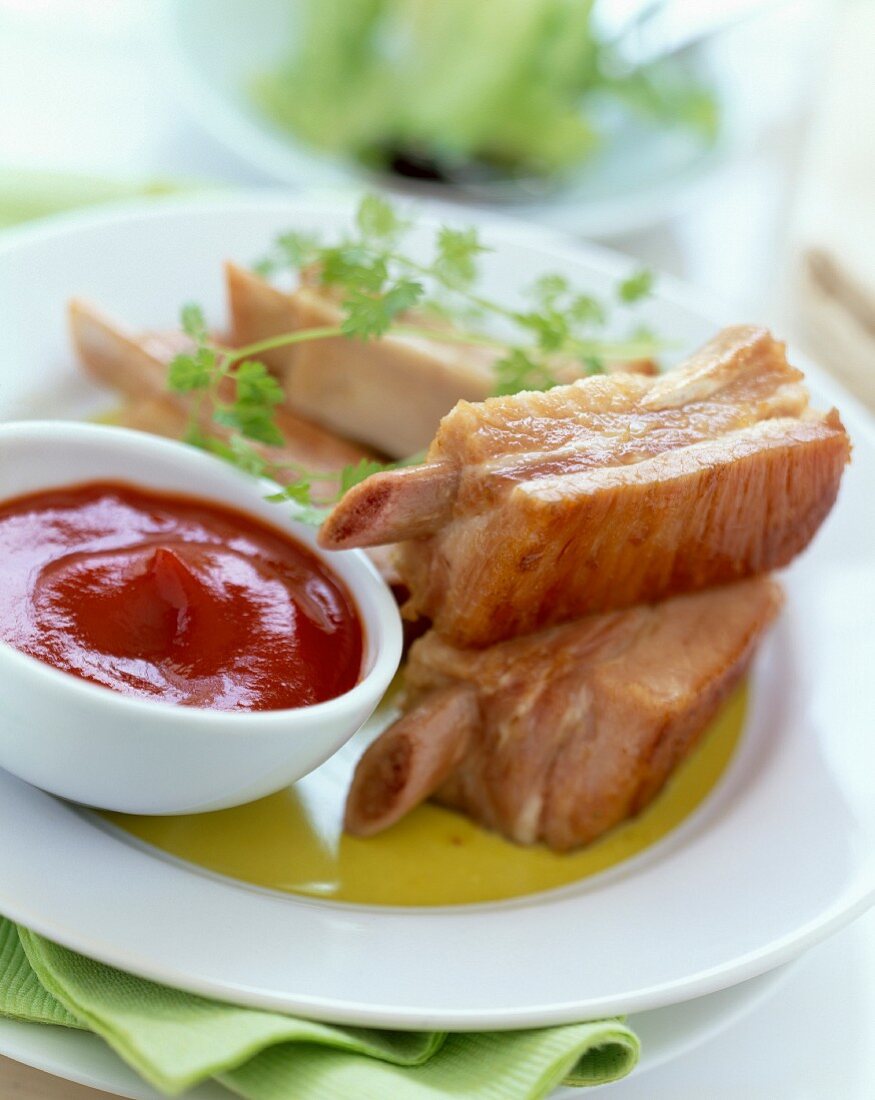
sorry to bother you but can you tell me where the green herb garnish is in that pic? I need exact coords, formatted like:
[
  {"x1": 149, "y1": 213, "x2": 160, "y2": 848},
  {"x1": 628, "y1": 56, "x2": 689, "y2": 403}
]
[
  {"x1": 168, "y1": 194, "x2": 658, "y2": 523},
  {"x1": 256, "y1": 194, "x2": 658, "y2": 367},
  {"x1": 250, "y1": 0, "x2": 718, "y2": 179},
  {"x1": 617, "y1": 269, "x2": 654, "y2": 304}
]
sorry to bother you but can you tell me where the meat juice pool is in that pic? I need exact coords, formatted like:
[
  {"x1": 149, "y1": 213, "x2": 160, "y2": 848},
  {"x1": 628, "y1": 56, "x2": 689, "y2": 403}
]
[{"x1": 106, "y1": 686, "x2": 747, "y2": 906}]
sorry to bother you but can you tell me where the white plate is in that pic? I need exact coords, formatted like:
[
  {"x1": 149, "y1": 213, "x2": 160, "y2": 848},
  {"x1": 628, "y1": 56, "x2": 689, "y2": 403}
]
[
  {"x1": 0, "y1": 963, "x2": 794, "y2": 1100},
  {"x1": 0, "y1": 195, "x2": 872, "y2": 1030},
  {"x1": 163, "y1": 0, "x2": 732, "y2": 239}
]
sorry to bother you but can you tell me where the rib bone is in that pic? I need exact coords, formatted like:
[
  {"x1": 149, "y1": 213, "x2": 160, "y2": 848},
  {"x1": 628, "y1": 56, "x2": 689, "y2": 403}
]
[{"x1": 345, "y1": 578, "x2": 783, "y2": 850}]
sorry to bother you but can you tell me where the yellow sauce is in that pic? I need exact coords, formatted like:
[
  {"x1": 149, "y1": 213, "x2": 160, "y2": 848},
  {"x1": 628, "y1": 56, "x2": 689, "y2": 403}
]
[{"x1": 107, "y1": 685, "x2": 747, "y2": 907}]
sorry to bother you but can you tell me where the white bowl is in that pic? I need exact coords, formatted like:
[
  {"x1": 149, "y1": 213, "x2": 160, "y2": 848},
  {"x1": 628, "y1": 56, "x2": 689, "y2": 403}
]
[{"x1": 0, "y1": 421, "x2": 402, "y2": 814}]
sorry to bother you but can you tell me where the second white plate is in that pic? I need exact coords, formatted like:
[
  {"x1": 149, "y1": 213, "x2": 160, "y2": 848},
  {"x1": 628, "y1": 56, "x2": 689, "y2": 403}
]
[{"x1": 0, "y1": 961, "x2": 793, "y2": 1100}]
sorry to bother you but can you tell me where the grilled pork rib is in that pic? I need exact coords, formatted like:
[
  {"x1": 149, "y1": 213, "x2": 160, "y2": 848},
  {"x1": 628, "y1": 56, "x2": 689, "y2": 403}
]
[
  {"x1": 345, "y1": 578, "x2": 783, "y2": 850},
  {"x1": 226, "y1": 262, "x2": 496, "y2": 458},
  {"x1": 321, "y1": 326, "x2": 850, "y2": 647},
  {"x1": 69, "y1": 299, "x2": 372, "y2": 474},
  {"x1": 226, "y1": 264, "x2": 657, "y2": 458}
]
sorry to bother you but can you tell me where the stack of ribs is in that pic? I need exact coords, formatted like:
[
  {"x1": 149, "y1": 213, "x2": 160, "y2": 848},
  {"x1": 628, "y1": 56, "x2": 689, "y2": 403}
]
[
  {"x1": 68, "y1": 275, "x2": 850, "y2": 853},
  {"x1": 322, "y1": 326, "x2": 850, "y2": 850}
]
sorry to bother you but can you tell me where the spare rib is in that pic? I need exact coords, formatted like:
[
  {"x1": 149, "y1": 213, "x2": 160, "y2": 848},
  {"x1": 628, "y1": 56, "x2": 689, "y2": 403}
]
[
  {"x1": 69, "y1": 298, "x2": 374, "y2": 474},
  {"x1": 226, "y1": 263, "x2": 495, "y2": 457},
  {"x1": 345, "y1": 577, "x2": 783, "y2": 850},
  {"x1": 321, "y1": 326, "x2": 850, "y2": 647},
  {"x1": 226, "y1": 264, "x2": 657, "y2": 458}
]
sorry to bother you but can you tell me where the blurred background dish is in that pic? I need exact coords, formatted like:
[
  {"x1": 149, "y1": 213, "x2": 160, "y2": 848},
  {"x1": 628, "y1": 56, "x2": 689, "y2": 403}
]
[
  {"x1": 246, "y1": 0, "x2": 723, "y2": 185},
  {"x1": 164, "y1": 0, "x2": 739, "y2": 237}
]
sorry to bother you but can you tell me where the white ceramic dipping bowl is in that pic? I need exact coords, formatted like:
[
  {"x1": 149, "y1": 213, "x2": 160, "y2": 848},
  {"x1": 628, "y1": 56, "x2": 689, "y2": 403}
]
[{"x1": 0, "y1": 421, "x2": 403, "y2": 814}]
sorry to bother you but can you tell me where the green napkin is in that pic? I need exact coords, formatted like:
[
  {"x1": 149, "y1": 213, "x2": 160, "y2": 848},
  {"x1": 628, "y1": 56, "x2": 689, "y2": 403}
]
[
  {"x1": 0, "y1": 919, "x2": 81, "y2": 1029},
  {"x1": 0, "y1": 917, "x2": 639, "y2": 1097}
]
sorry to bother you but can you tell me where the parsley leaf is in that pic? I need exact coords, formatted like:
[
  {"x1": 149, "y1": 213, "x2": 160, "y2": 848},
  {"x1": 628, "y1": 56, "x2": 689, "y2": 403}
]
[
  {"x1": 276, "y1": 230, "x2": 321, "y2": 269},
  {"x1": 513, "y1": 309, "x2": 570, "y2": 353},
  {"x1": 493, "y1": 349, "x2": 556, "y2": 395},
  {"x1": 264, "y1": 456, "x2": 402, "y2": 527},
  {"x1": 617, "y1": 269, "x2": 654, "y2": 303},
  {"x1": 234, "y1": 359, "x2": 284, "y2": 408},
  {"x1": 568, "y1": 294, "x2": 605, "y2": 327},
  {"x1": 180, "y1": 302, "x2": 208, "y2": 342},
  {"x1": 340, "y1": 458, "x2": 388, "y2": 493},
  {"x1": 356, "y1": 194, "x2": 409, "y2": 243},
  {"x1": 253, "y1": 231, "x2": 322, "y2": 277},
  {"x1": 265, "y1": 480, "x2": 312, "y2": 506},
  {"x1": 341, "y1": 278, "x2": 424, "y2": 339},
  {"x1": 434, "y1": 227, "x2": 489, "y2": 290},
  {"x1": 320, "y1": 245, "x2": 387, "y2": 293},
  {"x1": 532, "y1": 273, "x2": 569, "y2": 307},
  {"x1": 226, "y1": 434, "x2": 269, "y2": 477},
  {"x1": 214, "y1": 405, "x2": 284, "y2": 446},
  {"x1": 168, "y1": 346, "x2": 215, "y2": 392},
  {"x1": 265, "y1": 481, "x2": 330, "y2": 526}
]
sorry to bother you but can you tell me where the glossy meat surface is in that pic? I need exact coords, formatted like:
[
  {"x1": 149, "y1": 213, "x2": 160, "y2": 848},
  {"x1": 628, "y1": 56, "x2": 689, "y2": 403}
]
[
  {"x1": 324, "y1": 326, "x2": 849, "y2": 646},
  {"x1": 226, "y1": 263, "x2": 495, "y2": 457},
  {"x1": 346, "y1": 578, "x2": 783, "y2": 850}
]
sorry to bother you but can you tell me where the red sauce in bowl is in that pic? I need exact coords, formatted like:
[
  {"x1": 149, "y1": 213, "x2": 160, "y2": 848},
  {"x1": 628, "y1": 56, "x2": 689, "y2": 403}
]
[{"x1": 0, "y1": 482, "x2": 363, "y2": 711}]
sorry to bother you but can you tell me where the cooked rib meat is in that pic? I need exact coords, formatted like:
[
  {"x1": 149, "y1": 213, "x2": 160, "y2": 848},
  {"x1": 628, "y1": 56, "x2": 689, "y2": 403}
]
[
  {"x1": 321, "y1": 326, "x2": 850, "y2": 647},
  {"x1": 345, "y1": 578, "x2": 783, "y2": 850},
  {"x1": 69, "y1": 299, "x2": 371, "y2": 474},
  {"x1": 226, "y1": 264, "x2": 657, "y2": 458},
  {"x1": 226, "y1": 263, "x2": 495, "y2": 457},
  {"x1": 112, "y1": 394, "x2": 192, "y2": 439},
  {"x1": 68, "y1": 300, "x2": 403, "y2": 589},
  {"x1": 346, "y1": 684, "x2": 479, "y2": 836}
]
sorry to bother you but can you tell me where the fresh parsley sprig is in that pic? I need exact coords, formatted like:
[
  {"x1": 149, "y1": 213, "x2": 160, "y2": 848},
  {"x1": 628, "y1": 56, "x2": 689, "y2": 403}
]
[
  {"x1": 169, "y1": 305, "x2": 285, "y2": 446},
  {"x1": 254, "y1": 193, "x2": 659, "y2": 375},
  {"x1": 167, "y1": 309, "x2": 392, "y2": 524},
  {"x1": 168, "y1": 193, "x2": 660, "y2": 523}
]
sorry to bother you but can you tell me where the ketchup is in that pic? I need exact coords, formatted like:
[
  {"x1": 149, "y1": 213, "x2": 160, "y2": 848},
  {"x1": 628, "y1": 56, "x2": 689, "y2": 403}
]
[{"x1": 0, "y1": 482, "x2": 362, "y2": 711}]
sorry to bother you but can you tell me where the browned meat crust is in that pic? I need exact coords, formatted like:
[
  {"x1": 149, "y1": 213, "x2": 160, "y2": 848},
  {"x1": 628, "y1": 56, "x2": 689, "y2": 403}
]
[
  {"x1": 321, "y1": 326, "x2": 850, "y2": 647},
  {"x1": 345, "y1": 578, "x2": 783, "y2": 850}
]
